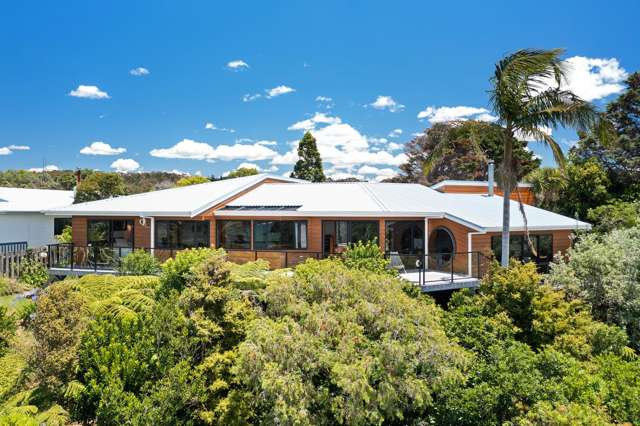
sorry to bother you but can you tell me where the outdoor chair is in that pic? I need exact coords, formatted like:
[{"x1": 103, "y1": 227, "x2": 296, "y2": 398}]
[{"x1": 388, "y1": 251, "x2": 406, "y2": 274}]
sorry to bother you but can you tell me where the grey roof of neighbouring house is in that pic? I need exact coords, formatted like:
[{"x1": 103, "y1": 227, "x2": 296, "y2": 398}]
[
  {"x1": 45, "y1": 174, "x2": 302, "y2": 217},
  {"x1": 0, "y1": 187, "x2": 74, "y2": 213}
]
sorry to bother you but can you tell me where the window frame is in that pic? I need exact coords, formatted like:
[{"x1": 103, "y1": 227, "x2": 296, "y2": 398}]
[
  {"x1": 252, "y1": 220, "x2": 308, "y2": 251},
  {"x1": 216, "y1": 220, "x2": 252, "y2": 250},
  {"x1": 491, "y1": 234, "x2": 554, "y2": 266},
  {"x1": 87, "y1": 219, "x2": 135, "y2": 248},
  {"x1": 155, "y1": 220, "x2": 211, "y2": 249}
]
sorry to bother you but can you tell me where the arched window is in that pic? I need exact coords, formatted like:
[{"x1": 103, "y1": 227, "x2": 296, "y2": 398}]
[{"x1": 428, "y1": 227, "x2": 456, "y2": 268}]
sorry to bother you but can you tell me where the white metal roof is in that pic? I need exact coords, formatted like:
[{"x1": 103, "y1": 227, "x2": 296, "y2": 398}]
[
  {"x1": 221, "y1": 182, "x2": 589, "y2": 232},
  {"x1": 45, "y1": 174, "x2": 301, "y2": 217},
  {"x1": 0, "y1": 187, "x2": 74, "y2": 213},
  {"x1": 430, "y1": 180, "x2": 533, "y2": 190}
]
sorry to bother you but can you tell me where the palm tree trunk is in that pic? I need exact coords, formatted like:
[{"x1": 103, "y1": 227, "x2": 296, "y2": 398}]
[{"x1": 500, "y1": 128, "x2": 513, "y2": 267}]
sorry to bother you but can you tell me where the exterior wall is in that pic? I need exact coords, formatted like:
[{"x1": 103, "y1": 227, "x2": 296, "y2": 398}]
[
  {"x1": 0, "y1": 213, "x2": 60, "y2": 247},
  {"x1": 427, "y1": 218, "x2": 476, "y2": 274},
  {"x1": 437, "y1": 185, "x2": 536, "y2": 205},
  {"x1": 71, "y1": 216, "x2": 151, "y2": 247},
  {"x1": 471, "y1": 229, "x2": 574, "y2": 259}
]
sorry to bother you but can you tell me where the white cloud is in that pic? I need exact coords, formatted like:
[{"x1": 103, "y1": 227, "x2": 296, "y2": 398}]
[
  {"x1": 68, "y1": 85, "x2": 110, "y2": 99},
  {"x1": 129, "y1": 67, "x2": 150, "y2": 76},
  {"x1": 369, "y1": 96, "x2": 404, "y2": 112},
  {"x1": 80, "y1": 141, "x2": 127, "y2": 156},
  {"x1": 110, "y1": 158, "x2": 140, "y2": 173},
  {"x1": 242, "y1": 93, "x2": 262, "y2": 102},
  {"x1": 167, "y1": 169, "x2": 190, "y2": 176},
  {"x1": 234, "y1": 162, "x2": 278, "y2": 172},
  {"x1": 515, "y1": 126, "x2": 553, "y2": 142},
  {"x1": 255, "y1": 140, "x2": 278, "y2": 146},
  {"x1": 150, "y1": 139, "x2": 278, "y2": 162},
  {"x1": 369, "y1": 137, "x2": 388, "y2": 145},
  {"x1": 388, "y1": 128, "x2": 403, "y2": 138},
  {"x1": 28, "y1": 165, "x2": 59, "y2": 172},
  {"x1": 8, "y1": 145, "x2": 30, "y2": 151},
  {"x1": 557, "y1": 56, "x2": 627, "y2": 102},
  {"x1": 266, "y1": 85, "x2": 295, "y2": 98},
  {"x1": 417, "y1": 105, "x2": 498, "y2": 124},
  {"x1": 227, "y1": 60, "x2": 249, "y2": 70},
  {"x1": 288, "y1": 112, "x2": 342, "y2": 131},
  {"x1": 387, "y1": 142, "x2": 403, "y2": 151},
  {"x1": 315, "y1": 96, "x2": 333, "y2": 102},
  {"x1": 0, "y1": 148, "x2": 11, "y2": 155},
  {"x1": 205, "y1": 122, "x2": 235, "y2": 133},
  {"x1": 357, "y1": 165, "x2": 397, "y2": 182},
  {"x1": 328, "y1": 171, "x2": 364, "y2": 181}
]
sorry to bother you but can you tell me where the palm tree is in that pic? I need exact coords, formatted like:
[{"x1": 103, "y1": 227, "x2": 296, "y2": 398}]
[
  {"x1": 490, "y1": 49, "x2": 599, "y2": 266},
  {"x1": 423, "y1": 49, "x2": 600, "y2": 267}
]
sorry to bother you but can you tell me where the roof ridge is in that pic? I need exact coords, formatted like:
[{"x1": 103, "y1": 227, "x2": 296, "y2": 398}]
[{"x1": 359, "y1": 182, "x2": 390, "y2": 211}]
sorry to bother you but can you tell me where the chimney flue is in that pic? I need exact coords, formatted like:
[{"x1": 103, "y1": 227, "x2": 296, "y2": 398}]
[{"x1": 487, "y1": 160, "x2": 495, "y2": 196}]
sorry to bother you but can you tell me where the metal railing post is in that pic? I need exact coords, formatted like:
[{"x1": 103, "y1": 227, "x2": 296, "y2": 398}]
[
  {"x1": 94, "y1": 246, "x2": 98, "y2": 272},
  {"x1": 70, "y1": 244, "x2": 74, "y2": 271},
  {"x1": 451, "y1": 254, "x2": 454, "y2": 282}
]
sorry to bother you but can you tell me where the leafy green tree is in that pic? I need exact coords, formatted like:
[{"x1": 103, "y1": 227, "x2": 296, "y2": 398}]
[
  {"x1": 227, "y1": 167, "x2": 259, "y2": 178},
  {"x1": 19, "y1": 257, "x2": 49, "y2": 287},
  {"x1": 572, "y1": 72, "x2": 640, "y2": 199},
  {"x1": 74, "y1": 172, "x2": 126, "y2": 203},
  {"x1": 157, "y1": 248, "x2": 220, "y2": 295},
  {"x1": 117, "y1": 249, "x2": 161, "y2": 275},
  {"x1": 175, "y1": 175, "x2": 210, "y2": 187},
  {"x1": 587, "y1": 200, "x2": 640, "y2": 233},
  {"x1": 399, "y1": 120, "x2": 540, "y2": 184},
  {"x1": 231, "y1": 258, "x2": 467, "y2": 424},
  {"x1": 290, "y1": 131, "x2": 326, "y2": 182},
  {"x1": 547, "y1": 226, "x2": 640, "y2": 350},
  {"x1": 341, "y1": 239, "x2": 394, "y2": 276}
]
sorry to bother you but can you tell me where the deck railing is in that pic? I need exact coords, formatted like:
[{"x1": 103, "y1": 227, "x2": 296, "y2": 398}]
[
  {"x1": 0, "y1": 241, "x2": 28, "y2": 254},
  {"x1": 386, "y1": 251, "x2": 492, "y2": 286}
]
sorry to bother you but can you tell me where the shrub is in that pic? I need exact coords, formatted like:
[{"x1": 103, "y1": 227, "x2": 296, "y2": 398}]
[
  {"x1": 118, "y1": 250, "x2": 161, "y2": 276},
  {"x1": 0, "y1": 277, "x2": 25, "y2": 296},
  {"x1": 158, "y1": 248, "x2": 221, "y2": 295},
  {"x1": 19, "y1": 257, "x2": 49, "y2": 287},
  {"x1": 547, "y1": 226, "x2": 640, "y2": 350},
  {"x1": 587, "y1": 201, "x2": 640, "y2": 233},
  {"x1": 0, "y1": 306, "x2": 15, "y2": 357},
  {"x1": 14, "y1": 298, "x2": 36, "y2": 326},
  {"x1": 55, "y1": 225, "x2": 73, "y2": 243},
  {"x1": 31, "y1": 284, "x2": 87, "y2": 393},
  {"x1": 341, "y1": 239, "x2": 394, "y2": 276}
]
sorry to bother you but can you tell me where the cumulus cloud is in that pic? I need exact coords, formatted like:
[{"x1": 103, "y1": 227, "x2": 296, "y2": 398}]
[
  {"x1": 68, "y1": 85, "x2": 110, "y2": 99},
  {"x1": 387, "y1": 142, "x2": 403, "y2": 151},
  {"x1": 368, "y1": 96, "x2": 404, "y2": 112},
  {"x1": 357, "y1": 165, "x2": 397, "y2": 182},
  {"x1": 235, "y1": 162, "x2": 278, "y2": 172},
  {"x1": 556, "y1": 56, "x2": 628, "y2": 102},
  {"x1": 80, "y1": 141, "x2": 127, "y2": 156},
  {"x1": 417, "y1": 106, "x2": 498, "y2": 124},
  {"x1": 288, "y1": 112, "x2": 342, "y2": 131},
  {"x1": 388, "y1": 128, "x2": 403, "y2": 138},
  {"x1": 28, "y1": 165, "x2": 59, "y2": 172},
  {"x1": 255, "y1": 140, "x2": 278, "y2": 146},
  {"x1": 8, "y1": 145, "x2": 30, "y2": 151},
  {"x1": 266, "y1": 85, "x2": 295, "y2": 98},
  {"x1": 111, "y1": 158, "x2": 140, "y2": 173},
  {"x1": 129, "y1": 67, "x2": 150, "y2": 76},
  {"x1": 0, "y1": 148, "x2": 11, "y2": 155},
  {"x1": 227, "y1": 60, "x2": 249, "y2": 70},
  {"x1": 150, "y1": 139, "x2": 278, "y2": 162}
]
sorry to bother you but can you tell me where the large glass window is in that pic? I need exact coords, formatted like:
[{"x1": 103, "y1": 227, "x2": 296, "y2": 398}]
[
  {"x1": 216, "y1": 221, "x2": 251, "y2": 250},
  {"x1": 385, "y1": 221, "x2": 424, "y2": 254},
  {"x1": 491, "y1": 234, "x2": 553, "y2": 267},
  {"x1": 323, "y1": 220, "x2": 379, "y2": 254},
  {"x1": 54, "y1": 218, "x2": 71, "y2": 236},
  {"x1": 156, "y1": 220, "x2": 210, "y2": 249},
  {"x1": 87, "y1": 220, "x2": 134, "y2": 247},
  {"x1": 254, "y1": 220, "x2": 307, "y2": 250}
]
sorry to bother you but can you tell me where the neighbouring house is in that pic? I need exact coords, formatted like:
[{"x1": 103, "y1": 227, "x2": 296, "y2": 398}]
[
  {"x1": 431, "y1": 180, "x2": 536, "y2": 205},
  {"x1": 0, "y1": 187, "x2": 74, "y2": 247},
  {"x1": 45, "y1": 173, "x2": 589, "y2": 290}
]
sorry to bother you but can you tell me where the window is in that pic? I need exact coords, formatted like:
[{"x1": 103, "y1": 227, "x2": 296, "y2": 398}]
[
  {"x1": 54, "y1": 218, "x2": 71, "y2": 235},
  {"x1": 323, "y1": 220, "x2": 379, "y2": 253},
  {"x1": 491, "y1": 234, "x2": 553, "y2": 266},
  {"x1": 87, "y1": 220, "x2": 134, "y2": 247},
  {"x1": 216, "y1": 221, "x2": 251, "y2": 250},
  {"x1": 156, "y1": 221, "x2": 210, "y2": 249},
  {"x1": 385, "y1": 221, "x2": 424, "y2": 254},
  {"x1": 253, "y1": 221, "x2": 307, "y2": 250}
]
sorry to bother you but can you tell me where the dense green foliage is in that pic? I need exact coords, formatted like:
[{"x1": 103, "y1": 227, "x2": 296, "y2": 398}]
[
  {"x1": 0, "y1": 169, "x2": 182, "y2": 194},
  {"x1": 290, "y1": 131, "x2": 326, "y2": 182},
  {"x1": 118, "y1": 249, "x2": 161, "y2": 275},
  {"x1": 2, "y1": 244, "x2": 640, "y2": 424},
  {"x1": 0, "y1": 306, "x2": 15, "y2": 357},
  {"x1": 226, "y1": 166, "x2": 259, "y2": 178},
  {"x1": 548, "y1": 226, "x2": 640, "y2": 350},
  {"x1": 176, "y1": 175, "x2": 211, "y2": 187},
  {"x1": 74, "y1": 172, "x2": 127, "y2": 203},
  {"x1": 396, "y1": 120, "x2": 540, "y2": 184},
  {"x1": 18, "y1": 257, "x2": 49, "y2": 287},
  {"x1": 55, "y1": 225, "x2": 73, "y2": 243}
]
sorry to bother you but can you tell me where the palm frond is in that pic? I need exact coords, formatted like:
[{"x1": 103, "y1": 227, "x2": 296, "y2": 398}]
[
  {"x1": 520, "y1": 127, "x2": 566, "y2": 168},
  {"x1": 522, "y1": 89, "x2": 598, "y2": 130}
]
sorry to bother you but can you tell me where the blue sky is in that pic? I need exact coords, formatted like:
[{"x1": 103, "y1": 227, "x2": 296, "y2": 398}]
[{"x1": 1, "y1": 0, "x2": 638, "y2": 181}]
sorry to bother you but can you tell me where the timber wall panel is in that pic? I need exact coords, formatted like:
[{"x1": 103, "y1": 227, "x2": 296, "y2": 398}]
[{"x1": 437, "y1": 185, "x2": 535, "y2": 205}]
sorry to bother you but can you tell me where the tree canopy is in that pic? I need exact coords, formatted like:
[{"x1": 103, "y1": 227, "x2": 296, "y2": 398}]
[
  {"x1": 290, "y1": 132, "x2": 326, "y2": 182},
  {"x1": 176, "y1": 175, "x2": 210, "y2": 187}
]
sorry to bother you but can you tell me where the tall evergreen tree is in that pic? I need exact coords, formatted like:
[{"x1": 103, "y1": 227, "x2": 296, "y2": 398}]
[{"x1": 290, "y1": 132, "x2": 326, "y2": 182}]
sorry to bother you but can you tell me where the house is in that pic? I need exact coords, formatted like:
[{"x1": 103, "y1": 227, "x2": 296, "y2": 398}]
[
  {"x1": 0, "y1": 187, "x2": 74, "y2": 247},
  {"x1": 45, "y1": 173, "x2": 589, "y2": 290}
]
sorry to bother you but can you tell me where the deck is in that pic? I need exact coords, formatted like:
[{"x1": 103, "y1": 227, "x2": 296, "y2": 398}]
[{"x1": 400, "y1": 270, "x2": 480, "y2": 292}]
